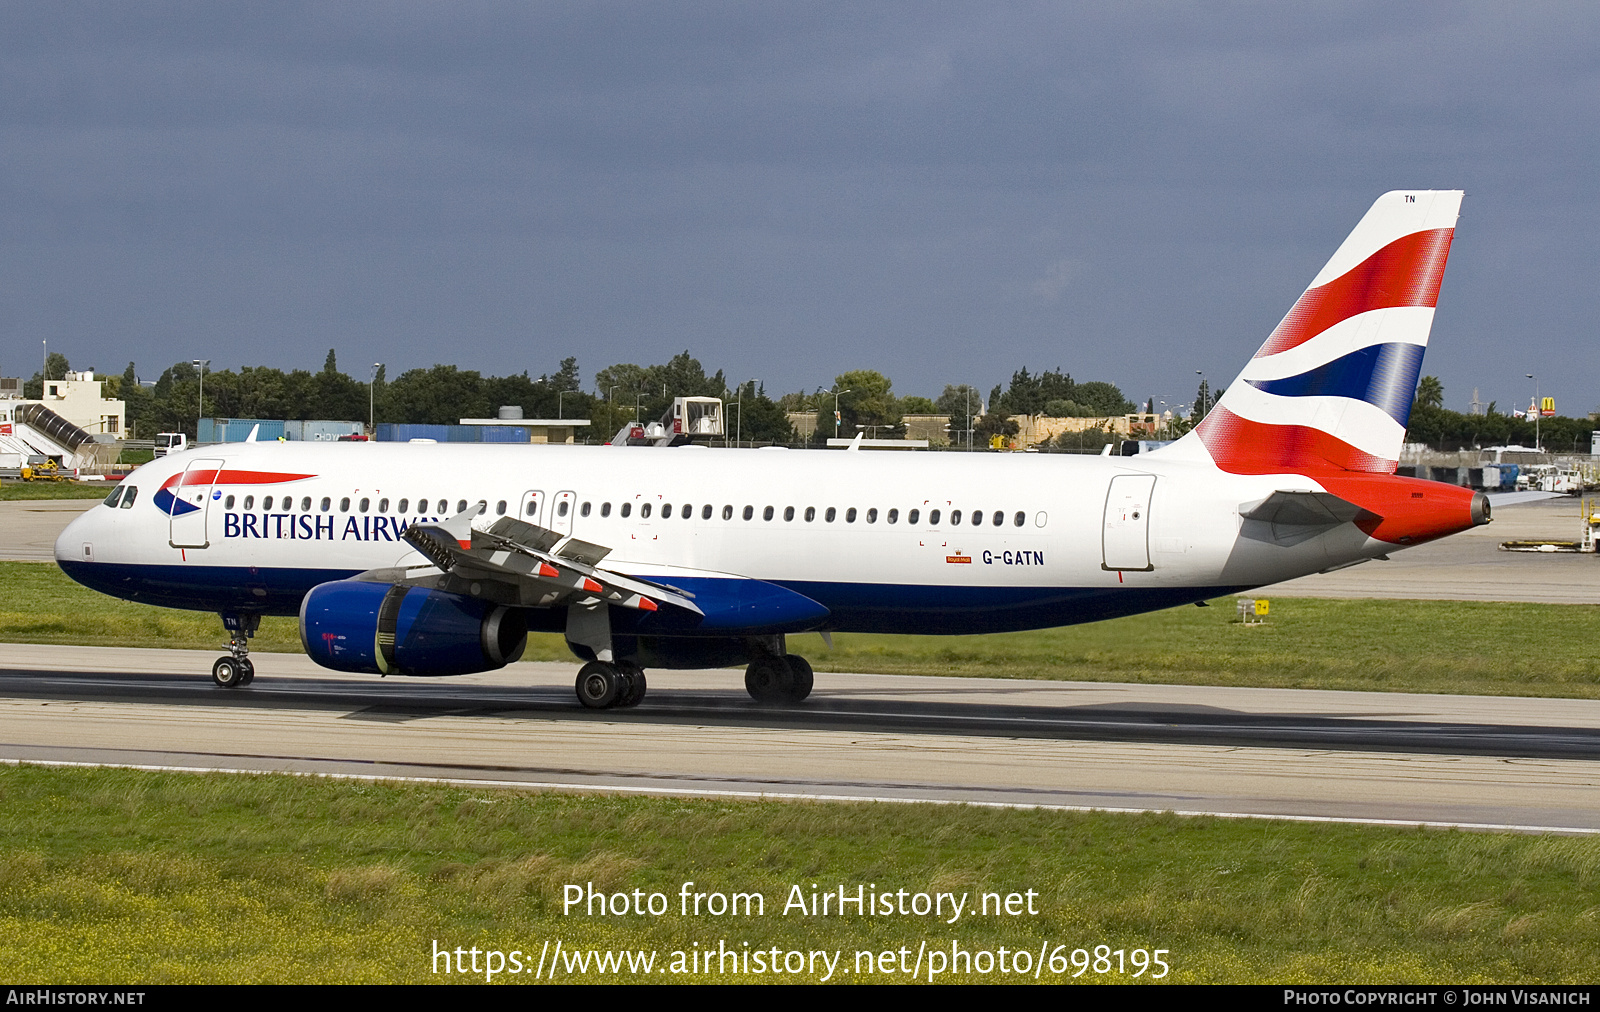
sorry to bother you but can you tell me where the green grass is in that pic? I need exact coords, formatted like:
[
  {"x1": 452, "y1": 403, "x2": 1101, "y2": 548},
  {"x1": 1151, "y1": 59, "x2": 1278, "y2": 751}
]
[
  {"x1": 6, "y1": 560, "x2": 1599, "y2": 698},
  {"x1": 0, "y1": 765, "x2": 1595, "y2": 983},
  {"x1": 0, "y1": 481, "x2": 119, "y2": 500}
]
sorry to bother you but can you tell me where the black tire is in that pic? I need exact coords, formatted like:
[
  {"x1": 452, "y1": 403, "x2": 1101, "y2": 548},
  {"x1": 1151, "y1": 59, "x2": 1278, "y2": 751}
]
[
  {"x1": 744, "y1": 656, "x2": 793, "y2": 703},
  {"x1": 782, "y1": 654, "x2": 813, "y2": 702},
  {"x1": 618, "y1": 665, "x2": 647, "y2": 708},
  {"x1": 576, "y1": 662, "x2": 623, "y2": 709},
  {"x1": 212, "y1": 657, "x2": 245, "y2": 689},
  {"x1": 238, "y1": 659, "x2": 255, "y2": 686}
]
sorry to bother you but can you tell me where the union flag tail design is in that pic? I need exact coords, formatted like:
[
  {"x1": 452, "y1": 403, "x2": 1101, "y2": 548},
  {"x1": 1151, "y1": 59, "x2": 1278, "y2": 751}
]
[{"x1": 1179, "y1": 190, "x2": 1462, "y2": 475}]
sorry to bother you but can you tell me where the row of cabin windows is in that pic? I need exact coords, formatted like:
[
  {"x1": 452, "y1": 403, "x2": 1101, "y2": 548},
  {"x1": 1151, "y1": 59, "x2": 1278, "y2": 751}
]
[
  {"x1": 221, "y1": 494, "x2": 504, "y2": 516},
  {"x1": 212, "y1": 491, "x2": 1038, "y2": 530},
  {"x1": 564, "y1": 500, "x2": 1033, "y2": 528}
]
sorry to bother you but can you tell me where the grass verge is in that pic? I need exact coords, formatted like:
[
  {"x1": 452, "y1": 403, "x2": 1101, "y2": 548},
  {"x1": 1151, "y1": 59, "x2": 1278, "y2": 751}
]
[
  {"x1": 6, "y1": 560, "x2": 1599, "y2": 698},
  {"x1": 0, "y1": 765, "x2": 1595, "y2": 983},
  {"x1": 0, "y1": 483, "x2": 119, "y2": 501}
]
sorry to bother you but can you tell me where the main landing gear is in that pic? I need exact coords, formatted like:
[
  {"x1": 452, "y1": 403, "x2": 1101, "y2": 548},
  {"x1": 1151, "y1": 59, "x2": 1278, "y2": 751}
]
[
  {"x1": 574, "y1": 661, "x2": 647, "y2": 710},
  {"x1": 212, "y1": 613, "x2": 259, "y2": 689},
  {"x1": 567, "y1": 604, "x2": 648, "y2": 710},
  {"x1": 745, "y1": 652, "x2": 813, "y2": 704}
]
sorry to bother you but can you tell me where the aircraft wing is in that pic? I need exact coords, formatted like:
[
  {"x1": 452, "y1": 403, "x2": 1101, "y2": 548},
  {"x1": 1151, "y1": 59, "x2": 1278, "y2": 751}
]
[{"x1": 354, "y1": 512, "x2": 704, "y2": 617}]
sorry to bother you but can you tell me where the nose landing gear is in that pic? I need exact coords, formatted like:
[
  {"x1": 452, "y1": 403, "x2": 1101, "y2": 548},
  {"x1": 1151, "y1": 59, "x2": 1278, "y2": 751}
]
[{"x1": 213, "y1": 613, "x2": 259, "y2": 689}]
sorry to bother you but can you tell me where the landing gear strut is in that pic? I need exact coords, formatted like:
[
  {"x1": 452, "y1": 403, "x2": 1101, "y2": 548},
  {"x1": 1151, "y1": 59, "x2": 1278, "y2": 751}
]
[
  {"x1": 213, "y1": 613, "x2": 259, "y2": 689},
  {"x1": 566, "y1": 604, "x2": 648, "y2": 710}
]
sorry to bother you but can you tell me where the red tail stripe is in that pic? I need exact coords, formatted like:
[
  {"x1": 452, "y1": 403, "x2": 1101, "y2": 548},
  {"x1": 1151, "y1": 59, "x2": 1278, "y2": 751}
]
[
  {"x1": 1197, "y1": 406, "x2": 1394, "y2": 475},
  {"x1": 1253, "y1": 228, "x2": 1454, "y2": 359}
]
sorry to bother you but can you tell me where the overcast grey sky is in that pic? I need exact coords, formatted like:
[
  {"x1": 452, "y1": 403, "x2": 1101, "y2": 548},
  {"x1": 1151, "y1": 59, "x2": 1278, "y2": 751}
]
[{"x1": 2, "y1": 2, "x2": 1596, "y2": 415}]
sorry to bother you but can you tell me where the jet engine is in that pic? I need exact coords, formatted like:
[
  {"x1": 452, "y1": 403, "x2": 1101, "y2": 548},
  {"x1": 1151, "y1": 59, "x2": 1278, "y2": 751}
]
[{"x1": 300, "y1": 579, "x2": 527, "y2": 676}]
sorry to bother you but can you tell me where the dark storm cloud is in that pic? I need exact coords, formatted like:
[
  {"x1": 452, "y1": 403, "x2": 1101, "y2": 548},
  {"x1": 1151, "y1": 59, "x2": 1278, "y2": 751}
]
[{"x1": 1, "y1": 2, "x2": 1596, "y2": 416}]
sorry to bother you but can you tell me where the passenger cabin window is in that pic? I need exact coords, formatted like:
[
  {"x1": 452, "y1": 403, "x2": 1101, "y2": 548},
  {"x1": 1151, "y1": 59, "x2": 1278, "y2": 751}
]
[
  {"x1": 476, "y1": 501, "x2": 487, "y2": 516},
  {"x1": 396, "y1": 498, "x2": 408, "y2": 513},
  {"x1": 805, "y1": 506, "x2": 816, "y2": 522},
  {"x1": 950, "y1": 509, "x2": 962, "y2": 525},
  {"x1": 263, "y1": 495, "x2": 274, "y2": 510},
  {"x1": 866, "y1": 508, "x2": 877, "y2": 524},
  {"x1": 378, "y1": 498, "x2": 389, "y2": 513},
  {"x1": 928, "y1": 509, "x2": 940, "y2": 525},
  {"x1": 701, "y1": 504, "x2": 712, "y2": 520},
  {"x1": 621, "y1": 503, "x2": 632, "y2": 518},
  {"x1": 243, "y1": 495, "x2": 255, "y2": 510},
  {"x1": 993, "y1": 510, "x2": 1004, "y2": 527},
  {"x1": 457, "y1": 499, "x2": 468, "y2": 514},
  {"x1": 662, "y1": 503, "x2": 672, "y2": 519},
  {"x1": 907, "y1": 508, "x2": 918, "y2": 524},
  {"x1": 417, "y1": 499, "x2": 429, "y2": 513},
  {"x1": 601, "y1": 502, "x2": 611, "y2": 518},
  {"x1": 846, "y1": 507, "x2": 857, "y2": 523},
  {"x1": 640, "y1": 503, "x2": 651, "y2": 518},
  {"x1": 825, "y1": 507, "x2": 836, "y2": 523},
  {"x1": 971, "y1": 510, "x2": 982, "y2": 527},
  {"x1": 524, "y1": 500, "x2": 537, "y2": 516},
  {"x1": 722, "y1": 505, "x2": 733, "y2": 520},
  {"x1": 1013, "y1": 511, "x2": 1025, "y2": 527},
  {"x1": 340, "y1": 497, "x2": 350, "y2": 512},
  {"x1": 763, "y1": 506, "x2": 774, "y2": 521},
  {"x1": 558, "y1": 501, "x2": 569, "y2": 517},
  {"x1": 887, "y1": 508, "x2": 898, "y2": 524},
  {"x1": 784, "y1": 506, "x2": 795, "y2": 522},
  {"x1": 496, "y1": 500, "x2": 507, "y2": 515},
  {"x1": 742, "y1": 506, "x2": 753, "y2": 521},
  {"x1": 359, "y1": 498, "x2": 370, "y2": 513},
  {"x1": 579, "y1": 501, "x2": 590, "y2": 517},
  {"x1": 225, "y1": 495, "x2": 236, "y2": 509},
  {"x1": 681, "y1": 504, "x2": 692, "y2": 519}
]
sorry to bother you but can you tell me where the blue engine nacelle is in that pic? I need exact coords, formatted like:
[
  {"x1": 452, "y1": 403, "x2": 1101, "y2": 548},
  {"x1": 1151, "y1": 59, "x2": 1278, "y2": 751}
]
[{"x1": 300, "y1": 580, "x2": 528, "y2": 676}]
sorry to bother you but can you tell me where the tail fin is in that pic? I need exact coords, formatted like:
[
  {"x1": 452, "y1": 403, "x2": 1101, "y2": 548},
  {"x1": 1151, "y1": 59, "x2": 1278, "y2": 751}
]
[{"x1": 1168, "y1": 190, "x2": 1462, "y2": 475}]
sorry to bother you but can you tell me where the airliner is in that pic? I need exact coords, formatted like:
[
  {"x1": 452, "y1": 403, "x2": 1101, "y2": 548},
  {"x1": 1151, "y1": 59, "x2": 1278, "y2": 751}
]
[{"x1": 56, "y1": 190, "x2": 1487, "y2": 709}]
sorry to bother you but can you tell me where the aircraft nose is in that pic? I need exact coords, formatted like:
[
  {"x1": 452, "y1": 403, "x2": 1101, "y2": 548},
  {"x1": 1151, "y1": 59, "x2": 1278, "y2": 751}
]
[{"x1": 55, "y1": 503, "x2": 100, "y2": 566}]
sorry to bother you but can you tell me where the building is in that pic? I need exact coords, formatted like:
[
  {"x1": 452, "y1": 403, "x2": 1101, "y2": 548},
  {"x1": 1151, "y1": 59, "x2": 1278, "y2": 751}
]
[{"x1": 11, "y1": 371, "x2": 127, "y2": 437}]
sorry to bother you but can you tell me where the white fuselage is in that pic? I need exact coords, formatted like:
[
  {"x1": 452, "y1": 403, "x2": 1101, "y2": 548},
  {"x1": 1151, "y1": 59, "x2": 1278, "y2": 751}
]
[{"x1": 57, "y1": 440, "x2": 1394, "y2": 635}]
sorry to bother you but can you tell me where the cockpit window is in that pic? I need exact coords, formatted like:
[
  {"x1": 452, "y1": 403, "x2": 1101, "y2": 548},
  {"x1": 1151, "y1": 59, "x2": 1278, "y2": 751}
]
[
  {"x1": 120, "y1": 486, "x2": 138, "y2": 508},
  {"x1": 102, "y1": 486, "x2": 124, "y2": 508}
]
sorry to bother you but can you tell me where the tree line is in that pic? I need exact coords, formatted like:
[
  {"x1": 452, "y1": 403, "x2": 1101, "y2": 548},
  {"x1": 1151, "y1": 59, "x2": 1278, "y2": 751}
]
[{"x1": 33, "y1": 351, "x2": 1582, "y2": 453}]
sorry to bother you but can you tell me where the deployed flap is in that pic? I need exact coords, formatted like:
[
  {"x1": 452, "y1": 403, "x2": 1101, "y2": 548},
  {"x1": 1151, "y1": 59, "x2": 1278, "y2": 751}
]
[
  {"x1": 400, "y1": 512, "x2": 702, "y2": 617},
  {"x1": 554, "y1": 537, "x2": 612, "y2": 567},
  {"x1": 484, "y1": 515, "x2": 562, "y2": 553}
]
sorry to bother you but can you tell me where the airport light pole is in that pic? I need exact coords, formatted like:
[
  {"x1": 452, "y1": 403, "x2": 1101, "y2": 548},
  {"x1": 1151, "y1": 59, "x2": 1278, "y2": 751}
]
[
  {"x1": 1527, "y1": 373, "x2": 1540, "y2": 451},
  {"x1": 192, "y1": 359, "x2": 209, "y2": 438},
  {"x1": 370, "y1": 363, "x2": 381, "y2": 433},
  {"x1": 831, "y1": 387, "x2": 851, "y2": 441}
]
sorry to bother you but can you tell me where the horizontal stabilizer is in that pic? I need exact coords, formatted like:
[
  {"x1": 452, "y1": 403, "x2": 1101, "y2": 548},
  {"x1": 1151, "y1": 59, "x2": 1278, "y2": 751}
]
[
  {"x1": 1486, "y1": 490, "x2": 1565, "y2": 507},
  {"x1": 1241, "y1": 490, "x2": 1369, "y2": 527}
]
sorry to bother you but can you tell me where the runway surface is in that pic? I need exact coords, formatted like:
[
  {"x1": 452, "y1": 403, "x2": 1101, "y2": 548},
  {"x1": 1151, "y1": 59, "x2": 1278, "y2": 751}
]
[
  {"x1": 4, "y1": 644, "x2": 1599, "y2": 833},
  {"x1": 6, "y1": 495, "x2": 1596, "y2": 603}
]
